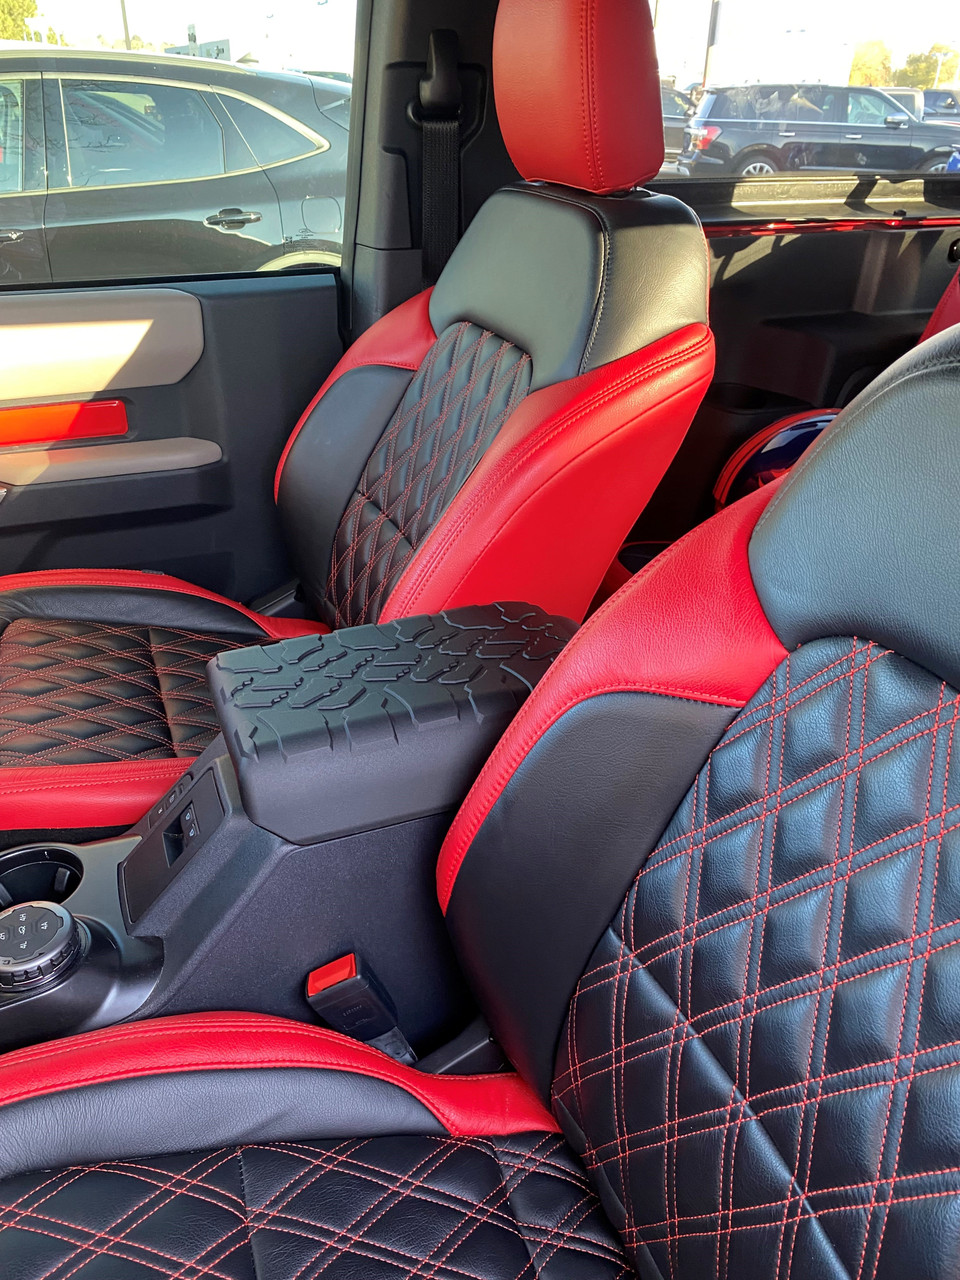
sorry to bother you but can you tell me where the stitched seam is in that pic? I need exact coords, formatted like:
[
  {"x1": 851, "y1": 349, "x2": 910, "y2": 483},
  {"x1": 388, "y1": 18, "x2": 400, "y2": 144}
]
[{"x1": 389, "y1": 330, "x2": 712, "y2": 618}]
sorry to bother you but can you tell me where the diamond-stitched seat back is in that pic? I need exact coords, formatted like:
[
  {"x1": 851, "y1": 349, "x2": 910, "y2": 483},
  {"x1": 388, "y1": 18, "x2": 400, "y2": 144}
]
[
  {"x1": 0, "y1": 617, "x2": 246, "y2": 766},
  {"x1": 326, "y1": 322, "x2": 532, "y2": 629},
  {"x1": 555, "y1": 636, "x2": 960, "y2": 1279}
]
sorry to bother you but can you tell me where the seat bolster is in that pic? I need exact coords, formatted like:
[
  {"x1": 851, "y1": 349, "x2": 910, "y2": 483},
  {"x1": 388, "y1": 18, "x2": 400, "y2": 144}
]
[
  {"x1": 0, "y1": 1012, "x2": 557, "y2": 1180},
  {"x1": 0, "y1": 569, "x2": 326, "y2": 641},
  {"x1": 921, "y1": 262, "x2": 960, "y2": 342},
  {"x1": 380, "y1": 324, "x2": 716, "y2": 626}
]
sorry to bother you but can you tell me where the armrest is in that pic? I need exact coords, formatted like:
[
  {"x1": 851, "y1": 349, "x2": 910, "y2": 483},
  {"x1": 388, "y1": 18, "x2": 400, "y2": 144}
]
[{"x1": 208, "y1": 603, "x2": 575, "y2": 844}]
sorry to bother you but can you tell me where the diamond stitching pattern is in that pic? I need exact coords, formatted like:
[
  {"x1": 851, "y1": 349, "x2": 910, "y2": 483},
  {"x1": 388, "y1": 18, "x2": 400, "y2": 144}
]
[
  {"x1": 555, "y1": 637, "x2": 960, "y2": 1280},
  {"x1": 327, "y1": 322, "x2": 532, "y2": 629},
  {"x1": 0, "y1": 1133, "x2": 632, "y2": 1279},
  {"x1": 0, "y1": 617, "x2": 247, "y2": 766}
]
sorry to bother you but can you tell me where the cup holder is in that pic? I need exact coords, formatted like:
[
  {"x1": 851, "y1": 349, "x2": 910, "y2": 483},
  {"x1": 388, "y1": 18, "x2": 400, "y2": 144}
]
[{"x1": 0, "y1": 847, "x2": 83, "y2": 909}]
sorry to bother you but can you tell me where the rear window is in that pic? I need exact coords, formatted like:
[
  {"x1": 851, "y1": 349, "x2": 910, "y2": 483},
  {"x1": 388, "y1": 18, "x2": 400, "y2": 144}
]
[{"x1": 218, "y1": 95, "x2": 320, "y2": 166}]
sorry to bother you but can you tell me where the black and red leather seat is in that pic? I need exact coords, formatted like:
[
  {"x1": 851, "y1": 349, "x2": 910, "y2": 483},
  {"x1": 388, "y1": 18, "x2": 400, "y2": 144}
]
[
  {"x1": 0, "y1": 0, "x2": 714, "y2": 839},
  {"x1": 714, "y1": 259, "x2": 960, "y2": 507},
  {"x1": 0, "y1": 322, "x2": 959, "y2": 1276}
]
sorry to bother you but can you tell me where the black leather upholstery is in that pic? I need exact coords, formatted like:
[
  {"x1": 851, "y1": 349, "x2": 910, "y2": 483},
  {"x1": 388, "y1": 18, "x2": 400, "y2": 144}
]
[
  {"x1": 0, "y1": 615, "x2": 249, "y2": 766},
  {"x1": 0, "y1": 1132, "x2": 631, "y2": 1280},
  {"x1": 0, "y1": 1069, "x2": 448, "y2": 1181},
  {"x1": 430, "y1": 186, "x2": 709, "y2": 392},
  {"x1": 325, "y1": 323, "x2": 532, "y2": 629},
  {"x1": 278, "y1": 365, "x2": 416, "y2": 622},
  {"x1": 446, "y1": 692, "x2": 735, "y2": 1095},
  {"x1": 555, "y1": 637, "x2": 960, "y2": 1279},
  {"x1": 750, "y1": 326, "x2": 960, "y2": 688}
]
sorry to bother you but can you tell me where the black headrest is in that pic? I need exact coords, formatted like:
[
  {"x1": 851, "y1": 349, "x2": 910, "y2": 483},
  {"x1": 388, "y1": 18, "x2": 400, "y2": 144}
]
[{"x1": 750, "y1": 324, "x2": 960, "y2": 687}]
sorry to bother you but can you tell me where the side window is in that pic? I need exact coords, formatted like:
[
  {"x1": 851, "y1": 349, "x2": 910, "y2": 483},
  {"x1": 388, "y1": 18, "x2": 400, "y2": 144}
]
[
  {"x1": 60, "y1": 80, "x2": 226, "y2": 188},
  {"x1": 782, "y1": 87, "x2": 837, "y2": 123},
  {"x1": 847, "y1": 91, "x2": 891, "y2": 127},
  {"x1": 662, "y1": 90, "x2": 690, "y2": 116},
  {"x1": 217, "y1": 95, "x2": 321, "y2": 167},
  {"x1": 0, "y1": 80, "x2": 24, "y2": 195}
]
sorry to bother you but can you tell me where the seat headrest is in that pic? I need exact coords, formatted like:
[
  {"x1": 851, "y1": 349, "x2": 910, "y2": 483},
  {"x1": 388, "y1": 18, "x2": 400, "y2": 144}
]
[
  {"x1": 493, "y1": 0, "x2": 664, "y2": 195},
  {"x1": 749, "y1": 324, "x2": 960, "y2": 689}
]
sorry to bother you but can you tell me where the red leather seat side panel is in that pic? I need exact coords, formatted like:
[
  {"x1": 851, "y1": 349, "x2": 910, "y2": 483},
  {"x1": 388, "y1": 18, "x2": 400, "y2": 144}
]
[
  {"x1": 274, "y1": 289, "x2": 438, "y2": 500},
  {"x1": 0, "y1": 1011, "x2": 558, "y2": 1139},
  {"x1": 921, "y1": 263, "x2": 960, "y2": 342},
  {"x1": 0, "y1": 760, "x2": 193, "y2": 830},
  {"x1": 493, "y1": 0, "x2": 664, "y2": 193},
  {"x1": 380, "y1": 325, "x2": 715, "y2": 627},
  {"x1": 437, "y1": 481, "x2": 789, "y2": 910}
]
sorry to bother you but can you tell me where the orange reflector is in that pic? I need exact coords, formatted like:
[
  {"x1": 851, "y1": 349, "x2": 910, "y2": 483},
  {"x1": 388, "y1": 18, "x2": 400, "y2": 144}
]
[{"x1": 0, "y1": 400, "x2": 128, "y2": 449}]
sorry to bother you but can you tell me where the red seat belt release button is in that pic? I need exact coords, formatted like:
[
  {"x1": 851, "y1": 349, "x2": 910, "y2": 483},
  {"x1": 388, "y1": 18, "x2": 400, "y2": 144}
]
[{"x1": 305, "y1": 953, "x2": 417, "y2": 1065}]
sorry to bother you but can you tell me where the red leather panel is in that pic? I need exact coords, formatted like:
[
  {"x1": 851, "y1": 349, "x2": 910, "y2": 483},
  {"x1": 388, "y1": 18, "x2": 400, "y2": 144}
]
[
  {"x1": 704, "y1": 214, "x2": 960, "y2": 239},
  {"x1": 922, "y1": 263, "x2": 960, "y2": 342},
  {"x1": 0, "y1": 400, "x2": 127, "y2": 449},
  {"x1": 493, "y1": 0, "x2": 664, "y2": 193},
  {"x1": 437, "y1": 482, "x2": 788, "y2": 910},
  {"x1": 0, "y1": 758, "x2": 192, "y2": 830},
  {"x1": 0, "y1": 569, "x2": 327, "y2": 641},
  {"x1": 0, "y1": 1011, "x2": 559, "y2": 1138},
  {"x1": 380, "y1": 324, "x2": 715, "y2": 626},
  {"x1": 274, "y1": 289, "x2": 437, "y2": 500}
]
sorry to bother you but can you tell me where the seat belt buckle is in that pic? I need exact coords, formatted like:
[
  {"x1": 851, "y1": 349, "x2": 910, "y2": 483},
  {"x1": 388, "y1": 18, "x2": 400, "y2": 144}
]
[{"x1": 305, "y1": 953, "x2": 417, "y2": 1066}]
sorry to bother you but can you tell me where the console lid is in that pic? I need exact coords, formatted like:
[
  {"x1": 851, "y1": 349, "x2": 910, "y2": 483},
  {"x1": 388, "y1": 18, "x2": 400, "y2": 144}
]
[{"x1": 209, "y1": 603, "x2": 575, "y2": 843}]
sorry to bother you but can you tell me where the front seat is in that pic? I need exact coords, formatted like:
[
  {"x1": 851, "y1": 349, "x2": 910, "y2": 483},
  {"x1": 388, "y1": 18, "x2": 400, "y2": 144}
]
[
  {"x1": 0, "y1": 0, "x2": 713, "y2": 839},
  {"x1": 0, "y1": 329, "x2": 959, "y2": 1277}
]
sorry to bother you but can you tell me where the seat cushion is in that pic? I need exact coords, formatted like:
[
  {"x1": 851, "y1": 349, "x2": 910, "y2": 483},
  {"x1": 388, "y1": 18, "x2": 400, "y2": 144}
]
[
  {"x1": 0, "y1": 616, "x2": 242, "y2": 767},
  {"x1": 0, "y1": 1012, "x2": 628, "y2": 1278},
  {"x1": 0, "y1": 570, "x2": 325, "y2": 833},
  {"x1": 0, "y1": 1132, "x2": 631, "y2": 1280}
]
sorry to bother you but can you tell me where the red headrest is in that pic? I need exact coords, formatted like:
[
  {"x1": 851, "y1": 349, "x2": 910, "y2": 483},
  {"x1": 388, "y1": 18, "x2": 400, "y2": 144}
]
[{"x1": 493, "y1": 0, "x2": 664, "y2": 195}]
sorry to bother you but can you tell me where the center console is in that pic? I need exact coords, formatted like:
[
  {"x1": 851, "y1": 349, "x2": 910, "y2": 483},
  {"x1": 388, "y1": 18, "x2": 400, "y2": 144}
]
[{"x1": 0, "y1": 604, "x2": 574, "y2": 1055}]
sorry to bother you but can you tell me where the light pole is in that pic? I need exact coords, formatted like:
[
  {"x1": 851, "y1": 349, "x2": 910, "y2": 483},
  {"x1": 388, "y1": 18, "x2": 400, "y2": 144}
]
[
  {"x1": 933, "y1": 50, "x2": 947, "y2": 89},
  {"x1": 119, "y1": 0, "x2": 132, "y2": 51}
]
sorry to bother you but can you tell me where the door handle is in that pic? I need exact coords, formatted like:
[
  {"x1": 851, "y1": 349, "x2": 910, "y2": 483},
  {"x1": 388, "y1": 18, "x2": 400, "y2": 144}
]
[
  {"x1": 779, "y1": 131, "x2": 797, "y2": 137},
  {"x1": 204, "y1": 208, "x2": 262, "y2": 229},
  {"x1": 0, "y1": 230, "x2": 23, "y2": 243},
  {"x1": 844, "y1": 133, "x2": 862, "y2": 139}
]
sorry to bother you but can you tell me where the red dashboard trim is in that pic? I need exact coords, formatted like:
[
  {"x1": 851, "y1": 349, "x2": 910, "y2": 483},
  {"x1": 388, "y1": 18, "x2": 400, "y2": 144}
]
[{"x1": 703, "y1": 215, "x2": 960, "y2": 240}]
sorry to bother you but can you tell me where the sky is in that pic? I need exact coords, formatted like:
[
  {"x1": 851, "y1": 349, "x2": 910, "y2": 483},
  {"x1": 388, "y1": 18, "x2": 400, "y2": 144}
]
[
  {"x1": 31, "y1": 0, "x2": 359, "y2": 72},
  {"x1": 23, "y1": 0, "x2": 960, "y2": 85}
]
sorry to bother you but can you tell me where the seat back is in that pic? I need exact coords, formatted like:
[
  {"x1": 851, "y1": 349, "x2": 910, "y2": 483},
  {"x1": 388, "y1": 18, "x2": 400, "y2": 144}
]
[
  {"x1": 275, "y1": 0, "x2": 713, "y2": 630},
  {"x1": 440, "y1": 326, "x2": 960, "y2": 1277}
]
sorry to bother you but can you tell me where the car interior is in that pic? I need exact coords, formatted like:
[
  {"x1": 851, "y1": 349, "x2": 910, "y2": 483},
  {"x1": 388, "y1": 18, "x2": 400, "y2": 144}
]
[{"x1": 0, "y1": 0, "x2": 958, "y2": 1275}]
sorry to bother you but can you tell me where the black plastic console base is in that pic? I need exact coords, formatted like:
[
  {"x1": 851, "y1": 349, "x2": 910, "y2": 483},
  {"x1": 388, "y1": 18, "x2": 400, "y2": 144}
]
[{"x1": 209, "y1": 603, "x2": 575, "y2": 844}]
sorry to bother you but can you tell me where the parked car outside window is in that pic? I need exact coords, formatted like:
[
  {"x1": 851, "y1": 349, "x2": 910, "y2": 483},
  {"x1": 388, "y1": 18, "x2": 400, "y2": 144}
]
[
  {"x1": 677, "y1": 83, "x2": 960, "y2": 177},
  {"x1": 0, "y1": 47, "x2": 351, "y2": 287}
]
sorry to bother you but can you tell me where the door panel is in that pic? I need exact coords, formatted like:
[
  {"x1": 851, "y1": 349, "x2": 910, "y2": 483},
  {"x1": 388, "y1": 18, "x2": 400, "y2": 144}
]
[
  {"x1": 0, "y1": 274, "x2": 343, "y2": 602},
  {"x1": 42, "y1": 76, "x2": 285, "y2": 283},
  {"x1": 0, "y1": 287, "x2": 203, "y2": 398}
]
